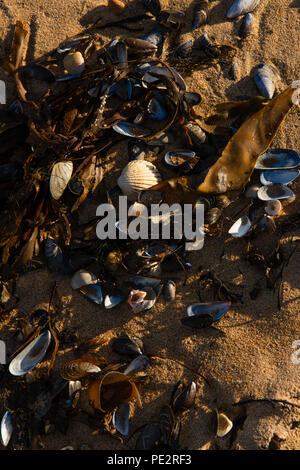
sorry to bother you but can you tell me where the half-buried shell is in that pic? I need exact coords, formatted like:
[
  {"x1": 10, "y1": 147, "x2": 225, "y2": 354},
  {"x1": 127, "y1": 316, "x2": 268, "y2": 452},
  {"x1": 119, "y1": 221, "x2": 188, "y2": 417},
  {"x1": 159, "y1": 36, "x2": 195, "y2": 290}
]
[
  {"x1": 118, "y1": 160, "x2": 162, "y2": 200},
  {"x1": 9, "y1": 330, "x2": 51, "y2": 376},
  {"x1": 50, "y1": 161, "x2": 73, "y2": 200}
]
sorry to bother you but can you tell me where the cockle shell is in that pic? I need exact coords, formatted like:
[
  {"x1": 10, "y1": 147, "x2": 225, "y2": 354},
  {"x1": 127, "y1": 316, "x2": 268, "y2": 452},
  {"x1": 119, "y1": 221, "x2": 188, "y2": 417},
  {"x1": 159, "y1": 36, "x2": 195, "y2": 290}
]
[
  {"x1": 227, "y1": 0, "x2": 260, "y2": 19},
  {"x1": 49, "y1": 161, "x2": 73, "y2": 200},
  {"x1": 117, "y1": 160, "x2": 162, "y2": 200},
  {"x1": 63, "y1": 52, "x2": 85, "y2": 75}
]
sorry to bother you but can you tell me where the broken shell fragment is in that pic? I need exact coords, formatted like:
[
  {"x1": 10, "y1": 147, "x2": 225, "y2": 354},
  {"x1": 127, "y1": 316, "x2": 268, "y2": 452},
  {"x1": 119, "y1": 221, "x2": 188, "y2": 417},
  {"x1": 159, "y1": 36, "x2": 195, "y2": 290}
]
[
  {"x1": 63, "y1": 52, "x2": 85, "y2": 75},
  {"x1": 9, "y1": 330, "x2": 51, "y2": 376},
  {"x1": 118, "y1": 160, "x2": 162, "y2": 200},
  {"x1": 257, "y1": 184, "x2": 295, "y2": 201},
  {"x1": 255, "y1": 149, "x2": 300, "y2": 170},
  {"x1": 216, "y1": 411, "x2": 233, "y2": 437},
  {"x1": 112, "y1": 403, "x2": 130, "y2": 436},
  {"x1": 228, "y1": 216, "x2": 251, "y2": 237},
  {"x1": 49, "y1": 161, "x2": 73, "y2": 200}
]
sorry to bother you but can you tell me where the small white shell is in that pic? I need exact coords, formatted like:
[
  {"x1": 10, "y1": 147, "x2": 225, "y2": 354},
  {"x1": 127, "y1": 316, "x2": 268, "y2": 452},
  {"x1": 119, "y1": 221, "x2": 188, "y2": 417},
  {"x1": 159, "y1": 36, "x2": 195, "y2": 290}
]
[
  {"x1": 117, "y1": 160, "x2": 162, "y2": 200},
  {"x1": 63, "y1": 52, "x2": 85, "y2": 75},
  {"x1": 50, "y1": 161, "x2": 73, "y2": 200},
  {"x1": 71, "y1": 269, "x2": 97, "y2": 290},
  {"x1": 228, "y1": 216, "x2": 251, "y2": 237},
  {"x1": 1, "y1": 411, "x2": 13, "y2": 447},
  {"x1": 265, "y1": 199, "x2": 282, "y2": 216},
  {"x1": 9, "y1": 330, "x2": 51, "y2": 376},
  {"x1": 217, "y1": 412, "x2": 233, "y2": 437}
]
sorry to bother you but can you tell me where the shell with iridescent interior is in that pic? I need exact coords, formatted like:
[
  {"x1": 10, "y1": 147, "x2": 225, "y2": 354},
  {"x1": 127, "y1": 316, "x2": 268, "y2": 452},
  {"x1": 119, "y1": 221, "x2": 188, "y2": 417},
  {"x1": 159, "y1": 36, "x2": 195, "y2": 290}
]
[
  {"x1": 50, "y1": 161, "x2": 73, "y2": 200},
  {"x1": 9, "y1": 330, "x2": 51, "y2": 376},
  {"x1": 117, "y1": 160, "x2": 162, "y2": 200}
]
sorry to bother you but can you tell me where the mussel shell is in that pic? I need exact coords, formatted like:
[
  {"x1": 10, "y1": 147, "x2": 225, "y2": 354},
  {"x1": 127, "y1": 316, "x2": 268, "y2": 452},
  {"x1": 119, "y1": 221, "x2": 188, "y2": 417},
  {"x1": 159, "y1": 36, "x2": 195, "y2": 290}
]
[
  {"x1": 78, "y1": 283, "x2": 103, "y2": 304},
  {"x1": 104, "y1": 291, "x2": 126, "y2": 309},
  {"x1": 124, "y1": 355, "x2": 150, "y2": 375},
  {"x1": 181, "y1": 313, "x2": 214, "y2": 328},
  {"x1": 142, "y1": 65, "x2": 186, "y2": 91},
  {"x1": 187, "y1": 301, "x2": 230, "y2": 322},
  {"x1": 45, "y1": 238, "x2": 64, "y2": 272},
  {"x1": 112, "y1": 403, "x2": 130, "y2": 436},
  {"x1": 164, "y1": 150, "x2": 195, "y2": 168},
  {"x1": 130, "y1": 276, "x2": 161, "y2": 289},
  {"x1": 192, "y1": 1, "x2": 209, "y2": 29},
  {"x1": 239, "y1": 12, "x2": 254, "y2": 38},
  {"x1": 184, "y1": 92, "x2": 201, "y2": 106},
  {"x1": 228, "y1": 216, "x2": 251, "y2": 237},
  {"x1": 49, "y1": 161, "x2": 73, "y2": 200},
  {"x1": 257, "y1": 184, "x2": 295, "y2": 201},
  {"x1": 9, "y1": 330, "x2": 51, "y2": 376},
  {"x1": 143, "y1": 24, "x2": 167, "y2": 47},
  {"x1": 61, "y1": 360, "x2": 101, "y2": 380},
  {"x1": 254, "y1": 63, "x2": 279, "y2": 99},
  {"x1": 174, "y1": 40, "x2": 194, "y2": 58},
  {"x1": 185, "y1": 122, "x2": 207, "y2": 146},
  {"x1": 227, "y1": 0, "x2": 260, "y2": 19},
  {"x1": 255, "y1": 149, "x2": 300, "y2": 170},
  {"x1": 113, "y1": 122, "x2": 150, "y2": 138},
  {"x1": 71, "y1": 269, "x2": 97, "y2": 290},
  {"x1": 1, "y1": 411, "x2": 13, "y2": 447},
  {"x1": 260, "y1": 169, "x2": 299, "y2": 185},
  {"x1": 22, "y1": 65, "x2": 55, "y2": 83},
  {"x1": 124, "y1": 37, "x2": 157, "y2": 53},
  {"x1": 112, "y1": 335, "x2": 144, "y2": 358},
  {"x1": 138, "y1": 189, "x2": 163, "y2": 206},
  {"x1": 172, "y1": 381, "x2": 196, "y2": 413}
]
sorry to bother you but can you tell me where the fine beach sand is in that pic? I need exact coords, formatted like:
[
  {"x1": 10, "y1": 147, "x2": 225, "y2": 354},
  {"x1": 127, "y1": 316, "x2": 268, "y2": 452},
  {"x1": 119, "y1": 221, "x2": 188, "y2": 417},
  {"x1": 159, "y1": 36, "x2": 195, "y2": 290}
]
[{"x1": 0, "y1": 0, "x2": 299, "y2": 450}]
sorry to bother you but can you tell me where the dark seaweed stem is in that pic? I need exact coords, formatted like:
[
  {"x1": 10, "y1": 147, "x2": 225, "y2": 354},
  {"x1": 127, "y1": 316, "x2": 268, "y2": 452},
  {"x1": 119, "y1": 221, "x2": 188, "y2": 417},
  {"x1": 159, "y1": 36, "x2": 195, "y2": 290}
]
[{"x1": 149, "y1": 354, "x2": 211, "y2": 386}]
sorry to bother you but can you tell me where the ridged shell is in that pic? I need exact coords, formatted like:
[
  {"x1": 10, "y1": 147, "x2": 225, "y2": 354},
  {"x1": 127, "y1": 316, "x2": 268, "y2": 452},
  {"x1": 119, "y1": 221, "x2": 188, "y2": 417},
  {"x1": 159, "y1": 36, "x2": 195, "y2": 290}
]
[
  {"x1": 50, "y1": 161, "x2": 73, "y2": 200},
  {"x1": 227, "y1": 0, "x2": 260, "y2": 18},
  {"x1": 117, "y1": 160, "x2": 162, "y2": 200},
  {"x1": 9, "y1": 330, "x2": 51, "y2": 376},
  {"x1": 254, "y1": 63, "x2": 280, "y2": 99},
  {"x1": 63, "y1": 52, "x2": 85, "y2": 75}
]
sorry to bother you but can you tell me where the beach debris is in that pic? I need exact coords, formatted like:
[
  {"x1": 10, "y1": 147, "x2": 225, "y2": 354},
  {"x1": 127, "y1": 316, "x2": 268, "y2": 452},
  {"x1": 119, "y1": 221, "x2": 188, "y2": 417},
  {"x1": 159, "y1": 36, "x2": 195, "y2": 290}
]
[
  {"x1": 118, "y1": 160, "x2": 162, "y2": 200},
  {"x1": 253, "y1": 63, "x2": 281, "y2": 99},
  {"x1": 181, "y1": 301, "x2": 230, "y2": 328},
  {"x1": 9, "y1": 330, "x2": 51, "y2": 376},
  {"x1": 192, "y1": 1, "x2": 210, "y2": 29},
  {"x1": 228, "y1": 215, "x2": 252, "y2": 237},
  {"x1": 1, "y1": 411, "x2": 14, "y2": 447},
  {"x1": 227, "y1": 0, "x2": 260, "y2": 19},
  {"x1": 239, "y1": 12, "x2": 254, "y2": 38},
  {"x1": 112, "y1": 403, "x2": 130, "y2": 435},
  {"x1": 216, "y1": 410, "x2": 233, "y2": 437}
]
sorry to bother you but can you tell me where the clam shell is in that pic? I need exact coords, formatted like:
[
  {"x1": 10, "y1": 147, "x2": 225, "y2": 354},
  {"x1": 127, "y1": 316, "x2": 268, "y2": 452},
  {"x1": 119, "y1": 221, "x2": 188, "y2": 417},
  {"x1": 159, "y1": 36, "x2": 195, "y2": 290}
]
[
  {"x1": 216, "y1": 411, "x2": 233, "y2": 437},
  {"x1": 265, "y1": 199, "x2": 282, "y2": 216},
  {"x1": 255, "y1": 149, "x2": 300, "y2": 169},
  {"x1": 227, "y1": 0, "x2": 260, "y2": 18},
  {"x1": 260, "y1": 169, "x2": 299, "y2": 185},
  {"x1": 112, "y1": 403, "x2": 130, "y2": 436},
  {"x1": 1, "y1": 411, "x2": 13, "y2": 447},
  {"x1": 63, "y1": 52, "x2": 85, "y2": 75},
  {"x1": 118, "y1": 160, "x2": 162, "y2": 200},
  {"x1": 9, "y1": 330, "x2": 51, "y2": 376},
  {"x1": 49, "y1": 161, "x2": 73, "y2": 200},
  {"x1": 257, "y1": 184, "x2": 295, "y2": 201},
  {"x1": 228, "y1": 216, "x2": 251, "y2": 237},
  {"x1": 71, "y1": 269, "x2": 97, "y2": 290}
]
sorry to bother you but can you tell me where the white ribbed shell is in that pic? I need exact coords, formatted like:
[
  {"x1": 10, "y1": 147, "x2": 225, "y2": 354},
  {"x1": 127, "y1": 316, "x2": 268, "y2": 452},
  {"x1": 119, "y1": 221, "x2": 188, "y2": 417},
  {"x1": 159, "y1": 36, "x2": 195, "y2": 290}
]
[
  {"x1": 50, "y1": 161, "x2": 73, "y2": 200},
  {"x1": 117, "y1": 160, "x2": 162, "y2": 200}
]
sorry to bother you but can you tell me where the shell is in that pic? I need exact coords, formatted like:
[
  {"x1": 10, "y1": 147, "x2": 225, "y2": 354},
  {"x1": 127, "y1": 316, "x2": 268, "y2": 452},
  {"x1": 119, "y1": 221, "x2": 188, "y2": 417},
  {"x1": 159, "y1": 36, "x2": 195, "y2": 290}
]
[
  {"x1": 257, "y1": 184, "x2": 295, "y2": 201},
  {"x1": 171, "y1": 381, "x2": 196, "y2": 413},
  {"x1": 112, "y1": 335, "x2": 144, "y2": 357},
  {"x1": 187, "y1": 301, "x2": 230, "y2": 321},
  {"x1": 265, "y1": 199, "x2": 282, "y2": 216},
  {"x1": 63, "y1": 52, "x2": 85, "y2": 75},
  {"x1": 118, "y1": 160, "x2": 162, "y2": 200},
  {"x1": 255, "y1": 149, "x2": 300, "y2": 169},
  {"x1": 239, "y1": 12, "x2": 254, "y2": 38},
  {"x1": 228, "y1": 215, "x2": 251, "y2": 237},
  {"x1": 216, "y1": 411, "x2": 233, "y2": 437},
  {"x1": 124, "y1": 355, "x2": 150, "y2": 376},
  {"x1": 71, "y1": 269, "x2": 97, "y2": 290},
  {"x1": 49, "y1": 161, "x2": 73, "y2": 200},
  {"x1": 260, "y1": 169, "x2": 299, "y2": 185},
  {"x1": 227, "y1": 0, "x2": 260, "y2": 18},
  {"x1": 1, "y1": 411, "x2": 13, "y2": 447},
  {"x1": 112, "y1": 403, "x2": 130, "y2": 436},
  {"x1": 61, "y1": 360, "x2": 101, "y2": 380},
  {"x1": 164, "y1": 150, "x2": 195, "y2": 168},
  {"x1": 164, "y1": 280, "x2": 176, "y2": 302},
  {"x1": 254, "y1": 63, "x2": 280, "y2": 99},
  {"x1": 143, "y1": 25, "x2": 166, "y2": 48},
  {"x1": 192, "y1": 1, "x2": 209, "y2": 29},
  {"x1": 245, "y1": 184, "x2": 260, "y2": 198},
  {"x1": 9, "y1": 330, "x2": 51, "y2": 376},
  {"x1": 104, "y1": 291, "x2": 126, "y2": 309}
]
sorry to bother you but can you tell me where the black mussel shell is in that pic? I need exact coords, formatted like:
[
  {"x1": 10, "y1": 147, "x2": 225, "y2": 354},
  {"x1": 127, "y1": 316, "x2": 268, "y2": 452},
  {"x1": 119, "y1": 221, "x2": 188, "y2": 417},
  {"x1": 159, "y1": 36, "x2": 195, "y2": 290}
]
[
  {"x1": 171, "y1": 381, "x2": 196, "y2": 413},
  {"x1": 112, "y1": 334, "x2": 144, "y2": 358},
  {"x1": 181, "y1": 313, "x2": 214, "y2": 328},
  {"x1": 45, "y1": 238, "x2": 64, "y2": 272},
  {"x1": 22, "y1": 65, "x2": 55, "y2": 83}
]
